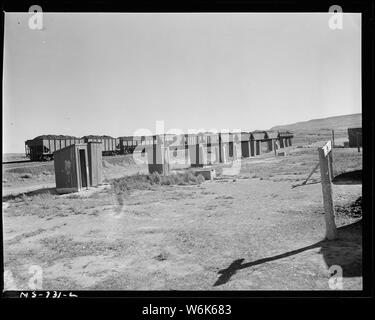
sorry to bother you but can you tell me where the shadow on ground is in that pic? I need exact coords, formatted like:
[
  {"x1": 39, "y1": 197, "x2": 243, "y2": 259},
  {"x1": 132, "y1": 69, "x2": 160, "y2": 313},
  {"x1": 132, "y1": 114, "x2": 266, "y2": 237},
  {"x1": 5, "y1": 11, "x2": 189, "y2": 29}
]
[
  {"x1": 214, "y1": 220, "x2": 362, "y2": 287},
  {"x1": 332, "y1": 169, "x2": 362, "y2": 185}
]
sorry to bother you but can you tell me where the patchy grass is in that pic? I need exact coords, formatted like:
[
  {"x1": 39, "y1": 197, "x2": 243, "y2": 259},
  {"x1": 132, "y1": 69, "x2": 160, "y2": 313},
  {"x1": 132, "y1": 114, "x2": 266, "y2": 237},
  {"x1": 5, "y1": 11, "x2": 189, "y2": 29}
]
[
  {"x1": 104, "y1": 154, "x2": 137, "y2": 166},
  {"x1": 38, "y1": 235, "x2": 135, "y2": 263},
  {"x1": 111, "y1": 172, "x2": 205, "y2": 195},
  {"x1": 3, "y1": 164, "x2": 55, "y2": 183},
  {"x1": 7, "y1": 228, "x2": 46, "y2": 245},
  {"x1": 239, "y1": 147, "x2": 362, "y2": 184},
  {"x1": 5, "y1": 165, "x2": 54, "y2": 176},
  {"x1": 4, "y1": 191, "x2": 114, "y2": 219}
]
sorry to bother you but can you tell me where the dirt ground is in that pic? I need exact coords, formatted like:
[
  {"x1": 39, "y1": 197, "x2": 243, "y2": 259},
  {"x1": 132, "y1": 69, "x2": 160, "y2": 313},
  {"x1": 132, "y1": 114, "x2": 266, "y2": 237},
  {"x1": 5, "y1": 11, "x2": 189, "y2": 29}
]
[{"x1": 2, "y1": 145, "x2": 362, "y2": 290}]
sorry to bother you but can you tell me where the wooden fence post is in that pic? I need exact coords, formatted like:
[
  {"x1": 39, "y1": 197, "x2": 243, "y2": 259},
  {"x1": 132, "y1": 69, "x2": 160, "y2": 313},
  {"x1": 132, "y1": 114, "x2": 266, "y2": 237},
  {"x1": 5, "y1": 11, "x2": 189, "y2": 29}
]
[
  {"x1": 328, "y1": 147, "x2": 334, "y2": 181},
  {"x1": 301, "y1": 162, "x2": 320, "y2": 186},
  {"x1": 318, "y1": 145, "x2": 338, "y2": 240}
]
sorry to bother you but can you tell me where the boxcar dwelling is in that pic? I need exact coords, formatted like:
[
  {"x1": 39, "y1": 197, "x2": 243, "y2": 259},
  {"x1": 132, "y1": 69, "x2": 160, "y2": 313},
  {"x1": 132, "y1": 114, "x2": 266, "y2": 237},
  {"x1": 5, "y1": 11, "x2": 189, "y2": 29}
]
[
  {"x1": 182, "y1": 134, "x2": 190, "y2": 164},
  {"x1": 185, "y1": 133, "x2": 207, "y2": 167},
  {"x1": 54, "y1": 143, "x2": 103, "y2": 194},
  {"x1": 185, "y1": 133, "x2": 197, "y2": 146},
  {"x1": 348, "y1": 127, "x2": 362, "y2": 148},
  {"x1": 240, "y1": 132, "x2": 251, "y2": 158},
  {"x1": 204, "y1": 132, "x2": 220, "y2": 164},
  {"x1": 227, "y1": 132, "x2": 242, "y2": 158},
  {"x1": 146, "y1": 135, "x2": 170, "y2": 175},
  {"x1": 218, "y1": 132, "x2": 230, "y2": 162},
  {"x1": 251, "y1": 131, "x2": 267, "y2": 156},
  {"x1": 25, "y1": 135, "x2": 84, "y2": 161},
  {"x1": 189, "y1": 142, "x2": 208, "y2": 168},
  {"x1": 205, "y1": 132, "x2": 219, "y2": 147},
  {"x1": 248, "y1": 133, "x2": 255, "y2": 157},
  {"x1": 278, "y1": 131, "x2": 294, "y2": 148},
  {"x1": 264, "y1": 131, "x2": 279, "y2": 153}
]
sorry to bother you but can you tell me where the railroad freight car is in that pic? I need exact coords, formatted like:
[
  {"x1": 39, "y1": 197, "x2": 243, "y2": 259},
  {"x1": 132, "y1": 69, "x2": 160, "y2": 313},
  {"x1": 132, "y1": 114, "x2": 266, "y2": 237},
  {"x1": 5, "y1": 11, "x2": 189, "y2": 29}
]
[
  {"x1": 81, "y1": 135, "x2": 119, "y2": 156},
  {"x1": 118, "y1": 136, "x2": 143, "y2": 154},
  {"x1": 25, "y1": 135, "x2": 84, "y2": 161}
]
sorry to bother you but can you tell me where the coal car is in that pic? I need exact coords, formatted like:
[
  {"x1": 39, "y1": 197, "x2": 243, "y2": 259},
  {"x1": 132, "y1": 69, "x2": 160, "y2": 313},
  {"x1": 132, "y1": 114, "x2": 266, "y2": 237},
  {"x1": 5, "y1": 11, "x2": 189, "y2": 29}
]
[
  {"x1": 25, "y1": 135, "x2": 84, "y2": 161},
  {"x1": 118, "y1": 136, "x2": 143, "y2": 154},
  {"x1": 81, "y1": 135, "x2": 119, "y2": 156}
]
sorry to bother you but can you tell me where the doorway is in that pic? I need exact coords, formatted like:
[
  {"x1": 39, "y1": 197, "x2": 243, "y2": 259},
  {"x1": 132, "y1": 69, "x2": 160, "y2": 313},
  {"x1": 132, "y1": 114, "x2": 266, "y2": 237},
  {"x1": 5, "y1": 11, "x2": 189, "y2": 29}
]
[{"x1": 79, "y1": 149, "x2": 88, "y2": 188}]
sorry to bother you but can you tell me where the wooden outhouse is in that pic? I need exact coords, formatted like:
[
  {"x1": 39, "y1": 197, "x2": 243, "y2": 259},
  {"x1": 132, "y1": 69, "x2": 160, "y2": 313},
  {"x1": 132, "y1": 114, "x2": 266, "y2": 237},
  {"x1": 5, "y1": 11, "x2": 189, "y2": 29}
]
[
  {"x1": 348, "y1": 128, "x2": 362, "y2": 148},
  {"x1": 54, "y1": 143, "x2": 103, "y2": 194}
]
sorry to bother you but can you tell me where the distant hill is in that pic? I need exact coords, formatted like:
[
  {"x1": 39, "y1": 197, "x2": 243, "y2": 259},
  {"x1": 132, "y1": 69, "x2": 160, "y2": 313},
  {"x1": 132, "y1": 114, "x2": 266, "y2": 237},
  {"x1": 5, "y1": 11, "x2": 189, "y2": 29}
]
[
  {"x1": 271, "y1": 113, "x2": 361, "y2": 132},
  {"x1": 270, "y1": 113, "x2": 361, "y2": 145}
]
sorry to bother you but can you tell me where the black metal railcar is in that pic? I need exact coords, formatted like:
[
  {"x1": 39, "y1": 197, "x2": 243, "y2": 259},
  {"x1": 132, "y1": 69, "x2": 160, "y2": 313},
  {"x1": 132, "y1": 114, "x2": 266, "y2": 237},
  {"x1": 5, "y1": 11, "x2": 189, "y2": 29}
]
[
  {"x1": 81, "y1": 135, "x2": 119, "y2": 156},
  {"x1": 25, "y1": 135, "x2": 84, "y2": 161},
  {"x1": 118, "y1": 136, "x2": 143, "y2": 154}
]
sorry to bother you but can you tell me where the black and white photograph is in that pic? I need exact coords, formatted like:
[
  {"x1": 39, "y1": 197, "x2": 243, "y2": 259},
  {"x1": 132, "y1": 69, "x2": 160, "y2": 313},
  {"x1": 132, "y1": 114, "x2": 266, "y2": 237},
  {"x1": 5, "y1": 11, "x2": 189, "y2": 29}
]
[{"x1": 1, "y1": 3, "x2": 371, "y2": 301}]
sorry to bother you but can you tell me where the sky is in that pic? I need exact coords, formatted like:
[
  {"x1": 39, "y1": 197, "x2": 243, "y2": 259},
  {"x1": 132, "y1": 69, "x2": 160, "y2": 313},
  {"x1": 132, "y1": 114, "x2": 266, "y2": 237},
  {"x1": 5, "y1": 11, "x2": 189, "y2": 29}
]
[{"x1": 3, "y1": 13, "x2": 361, "y2": 153}]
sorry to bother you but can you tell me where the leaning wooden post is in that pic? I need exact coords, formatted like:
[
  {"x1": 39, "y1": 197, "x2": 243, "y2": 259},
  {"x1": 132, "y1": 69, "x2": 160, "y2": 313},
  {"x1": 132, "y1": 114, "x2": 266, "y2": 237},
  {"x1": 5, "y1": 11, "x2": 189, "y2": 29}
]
[{"x1": 318, "y1": 141, "x2": 337, "y2": 240}]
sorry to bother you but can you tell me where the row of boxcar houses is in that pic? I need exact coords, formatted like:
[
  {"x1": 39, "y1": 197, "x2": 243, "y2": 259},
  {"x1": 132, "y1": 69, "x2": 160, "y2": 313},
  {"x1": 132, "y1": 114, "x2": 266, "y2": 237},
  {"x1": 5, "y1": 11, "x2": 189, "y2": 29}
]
[{"x1": 25, "y1": 131, "x2": 293, "y2": 161}]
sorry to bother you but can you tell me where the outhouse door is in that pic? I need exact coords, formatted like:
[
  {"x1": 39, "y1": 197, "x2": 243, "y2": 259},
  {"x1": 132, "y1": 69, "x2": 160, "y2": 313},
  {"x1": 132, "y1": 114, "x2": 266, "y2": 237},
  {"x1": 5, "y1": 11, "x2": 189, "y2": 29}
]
[{"x1": 77, "y1": 147, "x2": 89, "y2": 190}]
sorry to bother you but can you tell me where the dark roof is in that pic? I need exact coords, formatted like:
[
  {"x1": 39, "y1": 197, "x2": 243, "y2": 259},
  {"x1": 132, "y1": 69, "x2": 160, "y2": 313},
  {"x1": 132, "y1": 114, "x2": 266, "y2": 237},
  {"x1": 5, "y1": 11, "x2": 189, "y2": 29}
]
[
  {"x1": 240, "y1": 132, "x2": 251, "y2": 140},
  {"x1": 278, "y1": 131, "x2": 294, "y2": 138},
  {"x1": 265, "y1": 131, "x2": 279, "y2": 139},
  {"x1": 251, "y1": 130, "x2": 267, "y2": 140}
]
